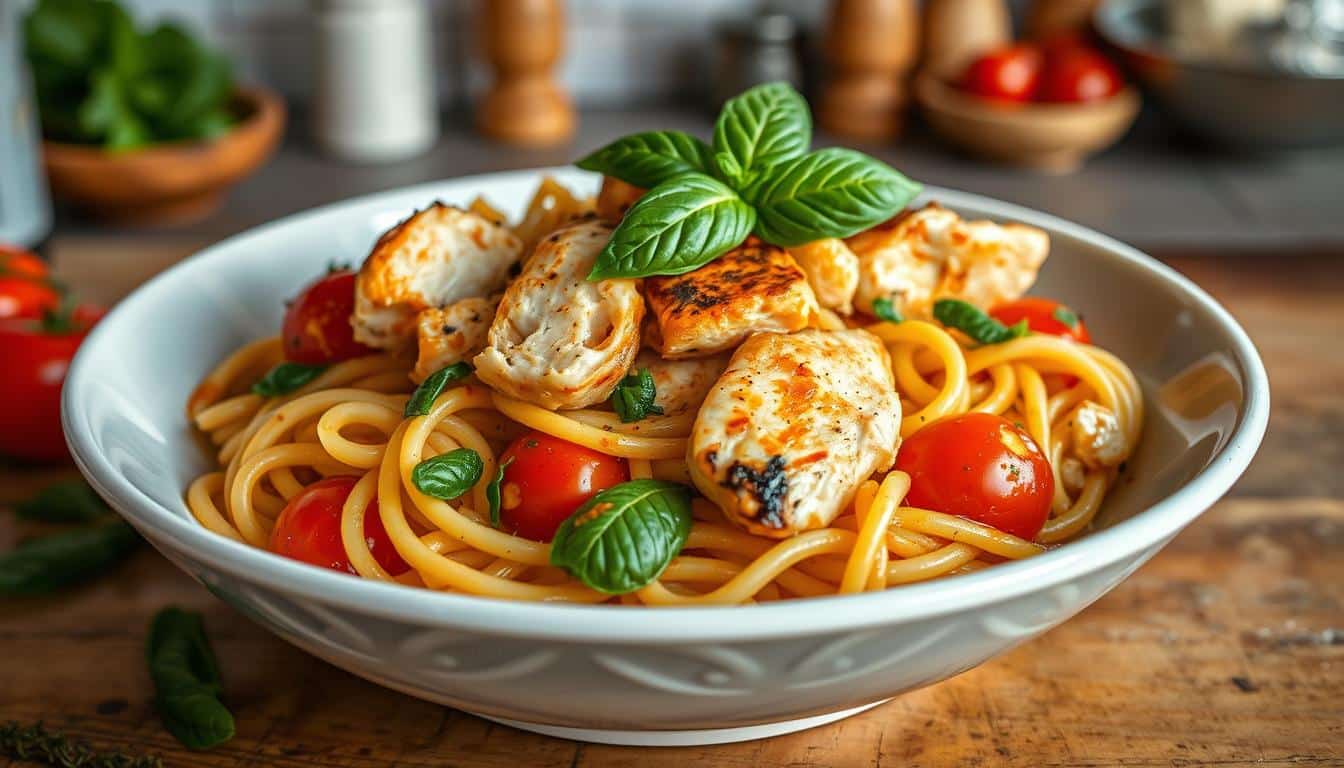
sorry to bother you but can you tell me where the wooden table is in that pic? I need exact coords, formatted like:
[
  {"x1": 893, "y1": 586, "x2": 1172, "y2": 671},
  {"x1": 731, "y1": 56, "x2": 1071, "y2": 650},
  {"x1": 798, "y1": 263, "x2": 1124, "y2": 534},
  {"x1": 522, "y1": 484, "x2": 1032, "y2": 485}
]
[{"x1": 2, "y1": 242, "x2": 1341, "y2": 767}]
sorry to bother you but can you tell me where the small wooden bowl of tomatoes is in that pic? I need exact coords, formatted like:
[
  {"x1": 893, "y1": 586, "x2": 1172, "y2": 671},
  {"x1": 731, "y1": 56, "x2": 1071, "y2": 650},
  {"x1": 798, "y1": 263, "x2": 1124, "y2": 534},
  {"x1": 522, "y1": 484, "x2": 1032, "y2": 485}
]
[{"x1": 916, "y1": 36, "x2": 1140, "y2": 173}]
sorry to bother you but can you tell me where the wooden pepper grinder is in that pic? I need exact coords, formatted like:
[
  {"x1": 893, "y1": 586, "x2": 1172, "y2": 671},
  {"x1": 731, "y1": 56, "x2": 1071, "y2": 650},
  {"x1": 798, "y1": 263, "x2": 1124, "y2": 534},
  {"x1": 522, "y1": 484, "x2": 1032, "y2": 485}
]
[
  {"x1": 922, "y1": 0, "x2": 1012, "y2": 80},
  {"x1": 1026, "y1": 0, "x2": 1103, "y2": 40},
  {"x1": 477, "y1": 0, "x2": 575, "y2": 146},
  {"x1": 817, "y1": 0, "x2": 919, "y2": 141}
]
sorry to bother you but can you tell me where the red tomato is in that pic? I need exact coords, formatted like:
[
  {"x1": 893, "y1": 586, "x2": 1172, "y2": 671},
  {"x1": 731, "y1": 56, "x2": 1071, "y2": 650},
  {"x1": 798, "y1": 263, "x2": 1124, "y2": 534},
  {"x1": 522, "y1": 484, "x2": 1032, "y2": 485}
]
[
  {"x1": 281, "y1": 270, "x2": 376, "y2": 364},
  {"x1": 1036, "y1": 45, "x2": 1123, "y2": 103},
  {"x1": 989, "y1": 297, "x2": 1091, "y2": 343},
  {"x1": 0, "y1": 276, "x2": 61, "y2": 320},
  {"x1": 269, "y1": 475, "x2": 409, "y2": 576},
  {"x1": 960, "y1": 44, "x2": 1043, "y2": 102},
  {"x1": 895, "y1": 413, "x2": 1054, "y2": 540},
  {"x1": 498, "y1": 431, "x2": 630, "y2": 541},
  {"x1": 0, "y1": 245, "x2": 49, "y2": 280},
  {"x1": 0, "y1": 305, "x2": 103, "y2": 462}
]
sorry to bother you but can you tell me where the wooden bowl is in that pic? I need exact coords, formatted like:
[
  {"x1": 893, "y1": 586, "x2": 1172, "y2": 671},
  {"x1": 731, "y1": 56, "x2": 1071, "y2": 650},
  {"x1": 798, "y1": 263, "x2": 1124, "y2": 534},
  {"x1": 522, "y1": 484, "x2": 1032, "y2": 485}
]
[
  {"x1": 42, "y1": 86, "x2": 286, "y2": 226},
  {"x1": 915, "y1": 73, "x2": 1139, "y2": 173}
]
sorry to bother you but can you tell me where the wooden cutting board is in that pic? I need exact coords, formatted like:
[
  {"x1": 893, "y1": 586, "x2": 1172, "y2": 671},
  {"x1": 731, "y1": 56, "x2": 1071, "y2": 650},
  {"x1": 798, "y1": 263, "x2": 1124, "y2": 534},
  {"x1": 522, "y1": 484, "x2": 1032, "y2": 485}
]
[{"x1": 2, "y1": 242, "x2": 1340, "y2": 767}]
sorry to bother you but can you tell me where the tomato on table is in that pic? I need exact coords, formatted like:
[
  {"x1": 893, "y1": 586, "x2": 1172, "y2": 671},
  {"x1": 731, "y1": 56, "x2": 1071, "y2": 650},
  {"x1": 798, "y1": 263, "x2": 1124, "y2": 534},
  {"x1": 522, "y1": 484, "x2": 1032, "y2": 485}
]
[
  {"x1": 0, "y1": 304, "x2": 104, "y2": 462},
  {"x1": 1036, "y1": 44, "x2": 1123, "y2": 103},
  {"x1": 281, "y1": 270, "x2": 376, "y2": 364},
  {"x1": 990, "y1": 297, "x2": 1091, "y2": 343},
  {"x1": 959, "y1": 44, "x2": 1043, "y2": 102},
  {"x1": 895, "y1": 412, "x2": 1054, "y2": 540},
  {"x1": 498, "y1": 431, "x2": 629, "y2": 541},
  {"x1": 269, "y1": 475, "x2": 409, "y2": 576}
]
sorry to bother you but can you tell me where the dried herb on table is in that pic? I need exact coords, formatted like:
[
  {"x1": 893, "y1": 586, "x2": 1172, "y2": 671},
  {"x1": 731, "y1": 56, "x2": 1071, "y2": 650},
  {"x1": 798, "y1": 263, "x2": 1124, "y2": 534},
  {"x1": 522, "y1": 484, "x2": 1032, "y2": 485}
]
[{"x1": 0, "y1": 720, "x2": 163, "y2": 768}]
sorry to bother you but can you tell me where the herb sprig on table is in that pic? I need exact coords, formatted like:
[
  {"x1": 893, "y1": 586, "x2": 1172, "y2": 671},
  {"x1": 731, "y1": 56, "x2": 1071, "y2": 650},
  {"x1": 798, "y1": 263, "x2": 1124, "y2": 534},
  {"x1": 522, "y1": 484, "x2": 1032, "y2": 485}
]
[
  {"x1": 577, "y1": 82, "x2": 922, "y2": 280},
  {"x1": 23, "y1": 0, "x2": 235, "y2": 150},
  {"x1": 1, "y1": 720, "x2": 163, "y2": 768}
]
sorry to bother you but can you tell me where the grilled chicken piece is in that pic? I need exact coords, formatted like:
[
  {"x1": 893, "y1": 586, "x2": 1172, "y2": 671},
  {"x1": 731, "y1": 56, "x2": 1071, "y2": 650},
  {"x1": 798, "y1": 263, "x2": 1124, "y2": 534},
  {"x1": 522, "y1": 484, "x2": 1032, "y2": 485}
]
[
  {"x1": 595, "y1": 176, "x2": 644, "y2": 222},
  {"x1": 689, "y1": 329, "x2": 902, "y2": 537},
  {"x1": 787, "y1": 239, "x2": 860, "y2": 315},
  {"x1": 354, "y1": 203, "x2": 523, "y2": 350},
  {"x1": 847, "y1": 203, "x2": 1049, "y2": 318},
  {"x1": 1064, "y1": 400, "x2": 1130, "y2": 469},
  {"x1": 644, "y1": 243, "x2": 822, "y2": 359},
  {"x1": 411, "y1": 296, "x2": 500, "y2": 384},
  {"x1": 474, "y1": 221, "x2": 644, "y2": 410},
  {"x1": 633, "y1": 349, "x2": 729, "y2": 416}
]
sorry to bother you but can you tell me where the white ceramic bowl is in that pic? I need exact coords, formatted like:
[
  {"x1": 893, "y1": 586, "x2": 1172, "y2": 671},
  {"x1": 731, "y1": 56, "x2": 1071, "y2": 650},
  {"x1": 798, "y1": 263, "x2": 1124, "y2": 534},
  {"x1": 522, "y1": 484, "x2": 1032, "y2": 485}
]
[{"x1": 63, "y1": 168, "x2": 1269, "y2": 746}]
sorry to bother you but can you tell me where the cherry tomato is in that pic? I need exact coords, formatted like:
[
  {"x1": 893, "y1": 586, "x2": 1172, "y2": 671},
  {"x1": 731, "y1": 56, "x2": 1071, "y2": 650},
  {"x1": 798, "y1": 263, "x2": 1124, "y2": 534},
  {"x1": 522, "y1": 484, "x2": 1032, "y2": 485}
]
[
  {"x1": 281, "y1": 270, "x2": 376, "y2": 364},
  {"x1": 0, "y1": 276, "x2": 61, "y2": 320},
  {"x1": 895, "y1": 413, "x2": 1054, "y2": 540},
  {"x1": 0, "y1": 304, "x2": 104, "y2": 462},
  {"x1": 0, "y1": 245, "x2": 49, "y2": 280},
  {"x1": 269, "y1": 475, "x2": 409, "y2": 576},
  {"x1": 989, "y1": 297, "x2": 1091, "y2": 343},
  {"x1": 1036, "y1": 45, "x2": 1123, "y2": 103},
  {"x1": 960, "y1": 44, "x2": 1043, "y2": 102},
  {"x1": 498, "y1": 431, "x2": 629, "y2": 541}
]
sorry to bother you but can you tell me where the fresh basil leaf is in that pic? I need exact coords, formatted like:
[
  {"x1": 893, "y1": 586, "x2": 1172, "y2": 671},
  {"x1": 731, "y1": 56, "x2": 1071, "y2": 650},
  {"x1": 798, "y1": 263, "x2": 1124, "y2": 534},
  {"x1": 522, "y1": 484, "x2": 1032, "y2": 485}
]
[
  {"x1": 404, "y1": 362, "x2": 473, "y2": 417},
  {"x1": 933, "y1": 299, "x2": 1030, "y2": 345},
  {"x1": 15, "y1": 480, "x2": 108, "y2": 523},
  {"x1": 251, "y1": 362, "x2": 326, "y2": 397},
  {"x1": 610, "y1": 368, "x2": 664, "y2": 423},
  {"x1": 486, "y1": 457, "x2": 515, "y2": 528},
  {"x1": 576, "y1": 130, "x2": 714, "y2": 189},
  {"x1": 746, "y1": 148, "x2": 922, "y2": 246},
  {"x1": 712, "y1": 81, "x2": 811, "y2": 183},
  {"x1": 411, "y1": 448, "x2": 484, "y2": 501},
  {"x1": 588, "y1": 173, "x2": 755, "y2": 280},
  {"x1": 147, "y1": 607, "x2": 234, "y2": 750},
  {"x1": 23, "y1": 0, "x2": 105, "y2": 72},
  {"x1": 549, "y1": 480, "x2": 693, "y2": 595},
  {"x1": 0, "y1": 518, "x2": 140, "y2": 596},
  {"x1": 872, "y1": 297, "x2": 904, "y2": 324},
  {"x1": 1052, "y1": 305, "x2": 1080, "y2": 329}
]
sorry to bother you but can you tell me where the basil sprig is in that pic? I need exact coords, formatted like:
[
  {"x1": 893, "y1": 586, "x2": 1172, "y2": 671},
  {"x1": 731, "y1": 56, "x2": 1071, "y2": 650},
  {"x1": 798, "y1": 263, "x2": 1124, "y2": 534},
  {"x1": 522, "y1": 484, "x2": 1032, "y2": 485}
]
[
  {"x1": 549, "y1": 480, "x2": 692, "y2": 595},
  {"x1": 0, "y1": 517, "x2": 140, "y2": 596},
  {"x1": 587, "y1": 173, "x2": 756, "y2": 280},
  {"x1": 582, "y1": 82, "x2": 921, "y2": 280},
  {"x1": 872, "y1": 297, "x2": 903, "y2": 324},
  {"x1": 15, "y1": 480, "x2": 108, "y2": 523},
  {"x1": 411, "y1": 448, "x2": 483, "y2": 501},
  {"x1": 405, "y1": 362, "x2": 472, "y2": 417},
  {"x1": 1053, "y1": 304, "x2": 1080, "y2": 329},
  {"x1": 146, "y1": 607, "x2": 234, "y2": 750},
  {"x1": 576, "y1": 130, "x2": 714, "y2": 189},
  {"x1": 610, "y1": 368, "x2": 664, "y2": 423},
  {"x1": 252, "y1": 362, "x2": 325, "y2": 397},
  {"x1": 933, "y1": 299, "x2": 1029, "y2": 345},
  {"x1": 486, "y1": 456, "x2": 515, "y2": 528}
]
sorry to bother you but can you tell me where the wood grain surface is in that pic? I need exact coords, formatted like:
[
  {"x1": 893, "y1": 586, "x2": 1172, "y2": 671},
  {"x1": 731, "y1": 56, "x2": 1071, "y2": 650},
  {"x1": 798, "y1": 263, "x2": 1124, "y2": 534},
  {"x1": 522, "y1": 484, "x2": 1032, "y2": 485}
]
[{"x1": 2, "y1": 243, "x2": 1340, "y2": 767}]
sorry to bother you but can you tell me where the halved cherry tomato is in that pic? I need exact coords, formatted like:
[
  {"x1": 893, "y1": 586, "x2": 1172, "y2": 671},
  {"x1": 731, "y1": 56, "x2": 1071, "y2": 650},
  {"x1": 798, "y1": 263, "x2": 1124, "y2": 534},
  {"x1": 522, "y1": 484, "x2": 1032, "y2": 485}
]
[
  {"x1": 960, "y1": 44, "x2": 1044, "y2": 102},
  {"x1": 1036, "y1": 44, "x2": 1123, "y2": 103},
  {"x1": 989, "y1": 297, "x2": 1090, "y2": 343},
  {"x1": 895, "y1": 412, "x2": 1053, "y2": 540},
  {"x1": 0, "y1": 276, "x2": 61, "y2": 320},
  {"x1": 0, "y1": 245, "x2": 49, "y2": 280},
  {"x1": 0, "y1": 304, "x2": 104, "y2": 462},
  {"x1": 269, "y1": 475, "x2": 409, "y2": 576},
  {"x1": 281, "y1": 270, "x2": 376, "y2": 364},
  {"x1": 498, "y1": 431, "x2": 629, "y2": 541}
]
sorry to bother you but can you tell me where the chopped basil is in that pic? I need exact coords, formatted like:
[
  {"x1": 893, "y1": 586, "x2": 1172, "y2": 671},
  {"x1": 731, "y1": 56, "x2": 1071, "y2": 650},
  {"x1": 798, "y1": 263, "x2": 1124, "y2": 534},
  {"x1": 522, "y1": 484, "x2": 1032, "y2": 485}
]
[
  {"x1": 146, "y1": 608, "x2": 234, "y2": 750},
  {"x1": 411, "y1": 448, "x2": 483, "y2": 501},
  {"x1": 549, "y1": 480, "x2": 693, "y2": 595},
  {"x1": 1052, "y1": 304, "x2": 1080, "y2": 329},
  {"x1": 933, "y1": 299, "x2": 1029, "y2": 345},
  {"x1": 404, "y1": 362, "x2": 472, "y2": 417},
  {"x1": 871, "y1": 297, "x2": 904, "y2": 324},
  {"x1": 251, "y1": 362, "x2": 325, "y2": 397},
  {"x1": 610, "y1": 368, "x2": 664, "y2": 423},
  {"x1": 15, "y1": 480, "x2": 108, "y2": 523},
  {"x1": 0, "y1": 518, "x2": 140, "y2": 596},
  {"x1": 486, "y1": 456, "x2": 515, "y2": 528}
]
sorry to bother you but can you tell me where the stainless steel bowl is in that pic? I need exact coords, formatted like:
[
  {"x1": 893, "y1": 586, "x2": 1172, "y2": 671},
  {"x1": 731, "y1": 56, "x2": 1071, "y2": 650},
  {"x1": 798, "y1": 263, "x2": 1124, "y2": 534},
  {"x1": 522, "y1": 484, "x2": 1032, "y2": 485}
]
[{"x1": 1096, "y1": 0, "x2": 1344, "y2": 149}]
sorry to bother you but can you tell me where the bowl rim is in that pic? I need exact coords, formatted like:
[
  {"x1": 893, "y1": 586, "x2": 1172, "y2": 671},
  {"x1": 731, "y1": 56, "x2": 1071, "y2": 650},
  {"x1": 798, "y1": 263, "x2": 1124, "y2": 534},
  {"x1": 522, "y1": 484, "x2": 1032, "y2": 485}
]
[
  {"x1": 62, "y1": 167, "x2": 1270, "y2": 644},
  {"x1": 1095, "y1": 0, "x2": 1344, "y2": 83}
]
